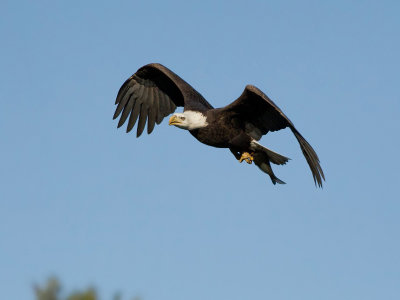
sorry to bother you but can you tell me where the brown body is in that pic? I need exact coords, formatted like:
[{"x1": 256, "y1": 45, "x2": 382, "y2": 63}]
[{"x1": 190, "y1": 109, "x2": 249, "y2": 149}]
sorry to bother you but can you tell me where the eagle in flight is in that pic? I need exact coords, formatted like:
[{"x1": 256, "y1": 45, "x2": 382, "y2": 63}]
[{"x1": 113, "y1": 63, "x2": 325, "y2": 187}]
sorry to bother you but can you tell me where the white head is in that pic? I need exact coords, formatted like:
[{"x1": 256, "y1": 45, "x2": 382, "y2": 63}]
[{"x1": 168, "y1": 110, "x2": 208, "y2": 130}]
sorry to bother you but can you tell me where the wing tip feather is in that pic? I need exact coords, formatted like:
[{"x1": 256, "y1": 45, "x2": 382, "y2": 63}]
[{"x1": 291, "y1": 127, "x2": 325, "y2": 188}]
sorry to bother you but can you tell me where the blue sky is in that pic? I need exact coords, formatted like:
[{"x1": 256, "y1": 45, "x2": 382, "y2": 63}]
[{"x1": 1, "y1": 1, "x2": 399, "y2": 299}]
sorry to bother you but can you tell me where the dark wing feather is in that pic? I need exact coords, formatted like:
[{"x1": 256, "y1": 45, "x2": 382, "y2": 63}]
[
  {"x1": 136, "y1": 87, "x2": 149, "y2": 137},
  {"x1": 222, "y1": 85, "x2": 325, "y2": 187},
  {"x1": 154, "y1": 89, "x2": 164, "y2": 124},
  {"x1": 127, "y1": 94, "x2": 141, "y2": 132},
  {"x1": 113, "y1": 63, "x2": 213, "y2": 137},
  {"x1": 147, "y1": 88, "x2": 156, "y2": 134}
]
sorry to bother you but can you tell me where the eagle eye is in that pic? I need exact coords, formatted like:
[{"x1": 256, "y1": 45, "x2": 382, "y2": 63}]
[{"x1": 181, "y1": 117, "x2": 186, "y2": 120}]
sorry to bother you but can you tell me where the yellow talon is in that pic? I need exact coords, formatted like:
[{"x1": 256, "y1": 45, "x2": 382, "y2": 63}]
[{"x1": 239, "y1": 152, "x2": 254, "y2": 164}]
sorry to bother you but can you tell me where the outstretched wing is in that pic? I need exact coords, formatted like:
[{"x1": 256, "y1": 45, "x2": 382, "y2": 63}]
[
  {"x1": 113, "y1": 63, "x2": 213, "y2": 137},
  {"x1": 222, "y1": 85, "x2": 325, "y2": 187}
]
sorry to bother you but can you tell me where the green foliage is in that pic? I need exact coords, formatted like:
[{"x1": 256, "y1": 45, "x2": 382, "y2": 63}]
[
  {"x1": 65, "y1": 288, "x2": 97, "y2": 300},
  {"x1": 34, "y1": 277, "x2": 61, "y2": 300},
  {"x1": 34, "y1": 277, "x2": 136, "y2": 300}
]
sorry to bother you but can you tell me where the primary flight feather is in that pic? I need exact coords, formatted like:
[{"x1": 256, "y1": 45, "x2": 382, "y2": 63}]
[{"x1": 113, "y1": 63, "x2": 325, "y2": 187}]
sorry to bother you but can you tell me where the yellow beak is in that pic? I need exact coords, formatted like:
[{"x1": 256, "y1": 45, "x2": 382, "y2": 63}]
[{"x1": 169, "y1": 115, "x2": 181, "y2": 126}]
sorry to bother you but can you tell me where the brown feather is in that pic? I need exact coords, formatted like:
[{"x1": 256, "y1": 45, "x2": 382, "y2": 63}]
[{"x1": 136, "y1": 88, "x2": 149, "y2": 137}]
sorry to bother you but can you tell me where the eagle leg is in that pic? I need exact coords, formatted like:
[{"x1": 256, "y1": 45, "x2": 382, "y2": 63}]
[{"x1": 239, "y1": 152, "x2": 254, "y2": 164}]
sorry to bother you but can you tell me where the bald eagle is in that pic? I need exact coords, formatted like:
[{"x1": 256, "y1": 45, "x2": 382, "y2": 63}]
[{"x1": 113, "y1": 63, "x2": 325, "y2": 187}]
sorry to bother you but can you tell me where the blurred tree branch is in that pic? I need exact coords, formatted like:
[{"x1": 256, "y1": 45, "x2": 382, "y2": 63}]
[{"x1": 34, "y1": 277, "x2": 138, "y2": 300}]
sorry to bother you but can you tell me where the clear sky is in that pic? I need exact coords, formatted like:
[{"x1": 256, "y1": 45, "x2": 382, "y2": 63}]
[{"x1": 1, "y1": 1, "x2": 399, "y2": 299}]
